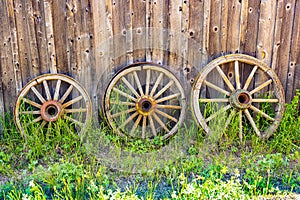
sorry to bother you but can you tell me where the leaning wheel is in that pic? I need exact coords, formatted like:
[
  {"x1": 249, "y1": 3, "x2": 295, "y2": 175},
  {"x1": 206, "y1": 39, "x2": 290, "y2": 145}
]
[
  {"x1": 191, "y1": 54, "x2": 285, "y2": 139},
  {"x1": 103, "y1": 63, "x2": 186, "y2": 140},
  {"x1": 14, "y1": 74, "x2": 92, "y2": 137}
]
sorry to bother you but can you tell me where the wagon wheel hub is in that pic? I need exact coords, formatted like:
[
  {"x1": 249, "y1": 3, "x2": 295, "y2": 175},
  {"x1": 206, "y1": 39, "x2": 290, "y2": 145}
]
[
  {"x1": 230, "y1": 89, "x2": 252, "y2": 109},
  {"x1": 136, "y1": 96, "x2": 156, "y2": 115},
  {"x1": 40, "y1": 100, "x2": 63, "y2": 122}
]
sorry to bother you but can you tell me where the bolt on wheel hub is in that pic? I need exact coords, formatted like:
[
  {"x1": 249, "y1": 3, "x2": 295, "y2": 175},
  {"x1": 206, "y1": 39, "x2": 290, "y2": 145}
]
[
  {"x1": 40, "y1": 100, "x2": 63, "y2": 122},
  {"x1": 136, "y1": 96, "x2": 156, "y2": 115}
]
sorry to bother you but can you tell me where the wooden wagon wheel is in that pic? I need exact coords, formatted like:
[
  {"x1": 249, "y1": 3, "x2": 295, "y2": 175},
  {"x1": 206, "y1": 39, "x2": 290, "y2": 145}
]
[
  {"x1": 191, "y1": 54, "x2": 285, "y2": 139},
  {"x1": 14, "y1": 74, "x2": 92, "y2": 137},
  {"x1": 103, "y1": 63, "x2": 186, "y2": 140}
]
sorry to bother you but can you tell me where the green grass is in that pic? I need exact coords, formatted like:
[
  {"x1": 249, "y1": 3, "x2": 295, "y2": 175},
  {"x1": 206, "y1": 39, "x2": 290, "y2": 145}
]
[{"x1": 0, "y1": 92, "x2": 299, "y2": 199}]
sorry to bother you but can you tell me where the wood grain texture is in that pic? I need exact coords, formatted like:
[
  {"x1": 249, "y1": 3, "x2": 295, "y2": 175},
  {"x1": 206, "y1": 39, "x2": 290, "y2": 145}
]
[{"x1": 0, "y1": 0, "x2": 299, "y2": 116}]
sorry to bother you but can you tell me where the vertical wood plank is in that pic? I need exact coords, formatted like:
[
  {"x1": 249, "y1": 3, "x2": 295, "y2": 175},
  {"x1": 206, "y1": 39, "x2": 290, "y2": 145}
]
[
  {"x1": 226, "y1": 0, "x2": 241, "y2": 53},
  {"x1": 32, "y1": 0, "x2": 50, "y2": 75},
  {"x1": 6, "y1": 0, "x2": 23, "y2": 94},
  {"x1": 271, "y1": 0, "x2": 284, "y2": 72},
  {"x1": 239, "y1": 0, "x2": 249, "y2": 54},
  {"x1": 76, "y1": 0, "x2": 94, "y2": 95},
  {"x1": 132, "y1": 0, "x2": 146, "y2": 62},
  {"x1": 0, "y1": 1, "x2": 8, "y2": 115},
  {"x1": 25, "y1": 1, "x2": 40, "y2": 76},
  {"x1": 277, "y1": 0, "x2": 296, "y2": 99},
  {"x1": 66, "y1": 0, "x2": 76, "y2": 78},
  {"x1": 125, "y1": 0, "x2": 133, "y2": 64},
  {"x1": 243, "y1": 0, "x2": 260, "y2": 56},
  {"x1": 111, "y1": 0, "x2": 127, "y2": 68},
  {"x1": 225, "y1": 1, "x2": 242, "y2": 89},
  {"x1": 201, "y1": 0, "x2": 210, "y2": 66},
  {"x1": 220, "y1": 0, "x2": 228, "y2": 54},
  {"x1": 255, "y1": 0, "x2": 277, "y2": 96},
  {"x1": 169, "y1": 0, "x2": 183, "y2": 71},
  {"x1": 287, "y1": 0, "x2": 300, "y2": 102},
  {"x1": 145, "y1": 0, "x2": 152, "y2": 61},
  {"x1": 14, "y1": 0, "x2": 35, "y2": 83},
  {"x1": 181, "y1": 0, "x2": 189, "y2": 79},
  {"x1": 208, "y1": 0, "x2": 221, "y2": 59},
  {"x1": 150, "y1": 0, "x2": 165, "y2": 64},
  {"x1": 0, "y1": 0, "x2": 17, "y2": 111},
  {"x1": 256, "y1": 0, "x2": 276, "y2": 65},
  {"x1": 92, "y1": 0, "x2": 114, "y2": 114},
  {"x1": 207, "y1": 0, "x2": 222, "y2": 98},
  {"x1": 241, "y1": 0, "x2": 259, "y2": 87},
  {"x1": 187, "y1": 0, "x2": 204, "y2": 72},
  {"x1": 52, "y1": 0, "x2": 68, "y2": 73},
  {"x1": 44, "y1": 0, "x2": 57, "y2": 73}
]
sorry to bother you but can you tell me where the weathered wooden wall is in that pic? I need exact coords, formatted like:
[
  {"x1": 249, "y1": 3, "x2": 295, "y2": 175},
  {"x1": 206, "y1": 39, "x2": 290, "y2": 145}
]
[{"x1": 0, "y1": 0, "x2": 300, "y2": 115}]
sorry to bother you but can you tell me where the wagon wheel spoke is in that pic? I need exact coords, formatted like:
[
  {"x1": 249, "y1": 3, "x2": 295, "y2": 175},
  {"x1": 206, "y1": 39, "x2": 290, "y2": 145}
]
[
  {"x1": 117, "y1": 111, "x2": 139, "y2": 130},
  {"x1": 216, "y1": 65, "x2": 235, "y2": 91},
  {"x1": 110, "y1": 101, "x2": 136, "y2": 106},
  {"x1": 199, "y1": 98, "x2": 229, "y2": 103},
  {"x1": 104, "y1": 63, "x2": 186, "y2": 140},
  {"x1": 153, "y1": 112, "x2": 170, "y2": 132},
  {"x1": 243, "y1": 65, "x2": 257, "y2": 90},
  {"x1": 235, "y1": 60, "x2": 241, "y2": 89},
  {"x1": 62, "y1": 95, "x2": 83, "y2": 108},
  {"x1": 148, "y1": 115, "x2": 157, "y2": 137},
  {"x1": 244, "y1": 109, "x2": 261, "y2": 137},
  {"x1": 223, "y1": 109, "x2": 237, "y2": 132},
  {"x1": 121, "y1": 77, "x2": 140, "y2": 98},
  {"x1": 59, "y1": 85, "x2": 74, "y2": 104},
  {"x1": 53, "y1": 79, "x2": 61, "y2": 101},
  {"x1": 111, "y1": 107, "x2": 136, "y2": 118},
  {"x1": 14, "y1": 74, "x2": 92, "y2": 137},
  {"x1": 239, "y1": 110, "x2": 243, "y2": 142},
  {"x1": 36, "y1": 120, "x2": 48, "y2": 134},
  {"x1": 153, "y1": 80, "x2": 174, "y2": 99},
  {"x1": 112, "y1": 87, "x2": 137, "y2": 102},
  {"x1": 64, "y1": 108, "x2": 88, "y2": 113},
  {"x1": 47, "y1": 121, "x2": 52, "y2": 135},
  {"x1": 204, "y1": 80, "x2": 230, "y2": 96},
  {"x1": 156, "y1": 104, "x2": 182, "y2": 109},
  {"x1": 252, "y1": 99, "x2": 279, "y2": 103},
  {"x1": 145, "y1": 69, "x2": 151, "y2": 95},
  {"x1": 155, "y1": 109, "x2": 178, "y2": 123},
  {"x1": 43, "y1": 80, "x2": 52, "y2": 101},
  {"x1": 142, "y1": 115, "x2": 147, "y2": 139},
  {"x1": 249, "y1": 105, "x2": 275, "y2": 121},
  {"x1": 31, "y1": 86, "x2": 46, "y2": 103},
  {"x1": 22, "y1": 98, "x2": 42, "y2": 108},
  {"x1": 130, "y1": 114, "x2": 143, "y2": 136},
  {"x1": 250, "y1": 79, "x2": 272, "y2": 95},
  {"x1": 156, "y1": 93, "x2": 181, "y2": 104},
  {"x1": 21, "y1": 110, "x2": 41, "y2": 115},
  {"x1": 150, "y1": 72, "x2": 163, "y2": 97},
  {"x1": 133, "y1": 71, "x2": 144, "y2": 96},
  {"x1": 192, "y1": 54, "x2": 285, "y2": 139}
]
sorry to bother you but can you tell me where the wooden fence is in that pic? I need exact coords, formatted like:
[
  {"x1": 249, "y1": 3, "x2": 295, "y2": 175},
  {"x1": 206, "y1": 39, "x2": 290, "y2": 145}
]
[{"x1": 0, "y1": 0, "x2": 299, "y2": 115}]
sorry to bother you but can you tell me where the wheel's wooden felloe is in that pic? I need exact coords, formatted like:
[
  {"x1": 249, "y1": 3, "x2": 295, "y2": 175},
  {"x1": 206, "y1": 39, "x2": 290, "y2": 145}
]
[
  {"x1": 191, "y1": 54, "x2": 285, "y2": 139},
  {"x1": 14, "y1": 74, "x2": 92, "y2": 137},
  {"x1": 103, "y1": 63, "x2": 186, "y2": 140}
]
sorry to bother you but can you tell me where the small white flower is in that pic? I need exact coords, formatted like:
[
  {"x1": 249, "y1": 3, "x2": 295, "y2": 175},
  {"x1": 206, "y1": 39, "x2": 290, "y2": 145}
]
[
  {"x1": 22, "y1": 194, "x2": 30, "y2": 200},
  {"x1": 184, "y1": 183, "x2": 195, "y2": 194},
  {"x1": 234, "y1": 168, "x2": 240, "y2": 177},
  {"x1": 29, "y1": 180, "x2": 35, "y2": 187},
  {"x1": 171, "y1": 191, "x2": 177, "y2": 199}
]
